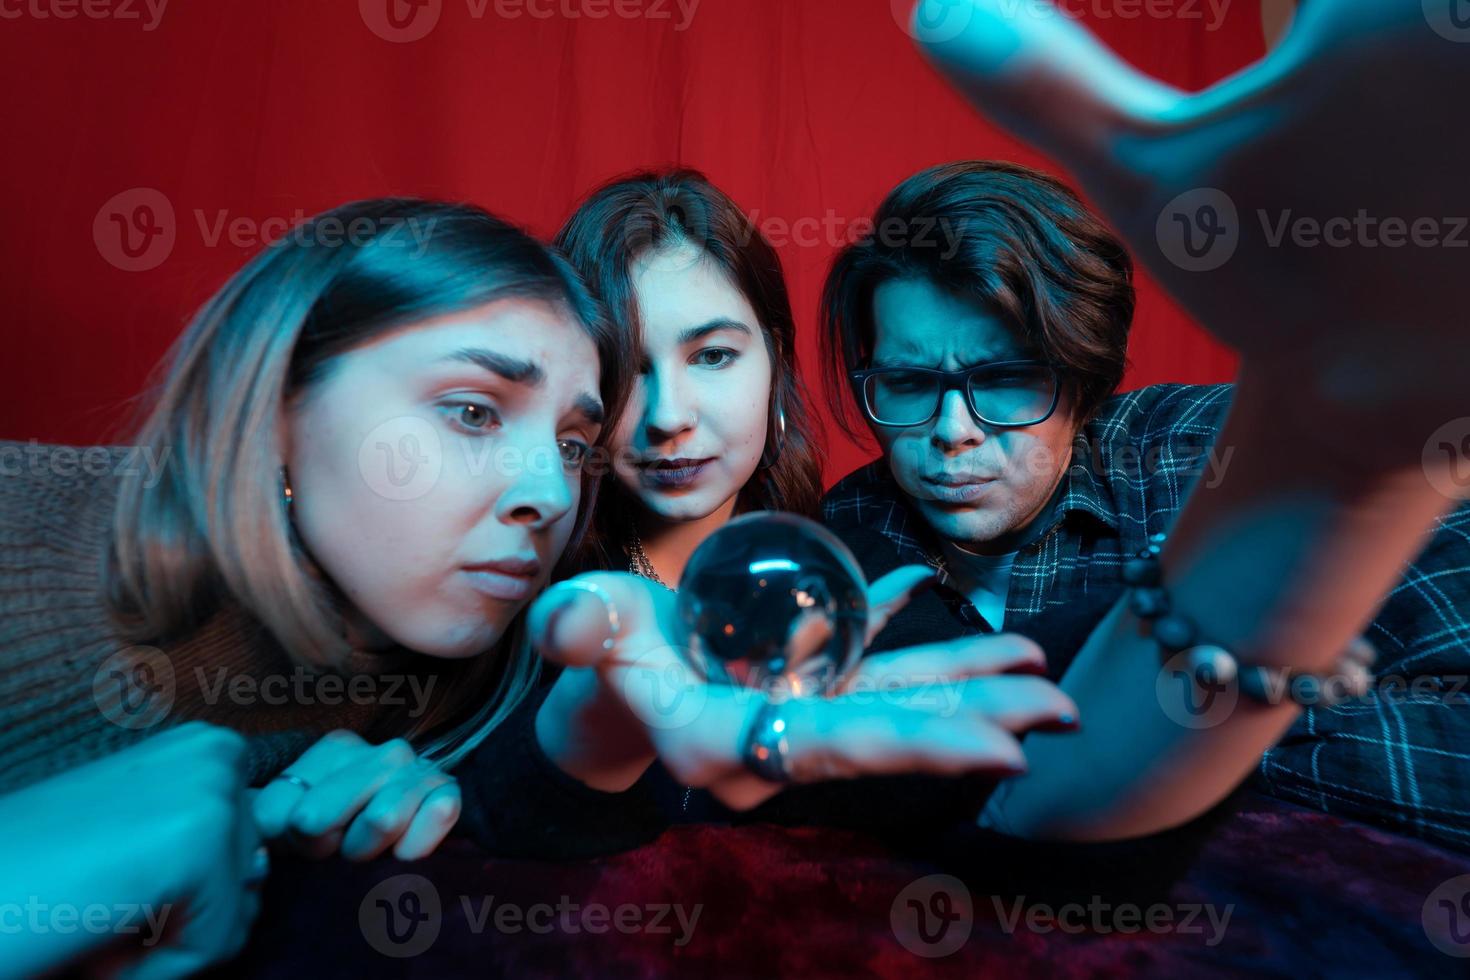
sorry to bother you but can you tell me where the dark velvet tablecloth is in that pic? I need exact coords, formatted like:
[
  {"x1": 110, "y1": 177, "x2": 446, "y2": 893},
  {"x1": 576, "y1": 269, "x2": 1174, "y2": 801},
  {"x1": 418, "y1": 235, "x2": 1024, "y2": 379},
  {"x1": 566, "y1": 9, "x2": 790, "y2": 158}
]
[{"x1": 219, "y1": 792, "x2": 1470, "y2": 979}]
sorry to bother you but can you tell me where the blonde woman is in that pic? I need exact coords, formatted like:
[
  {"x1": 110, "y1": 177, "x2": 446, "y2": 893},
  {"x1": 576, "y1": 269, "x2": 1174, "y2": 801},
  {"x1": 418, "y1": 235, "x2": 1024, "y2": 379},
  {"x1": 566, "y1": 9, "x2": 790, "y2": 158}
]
[{"x1": 0, "y1": 197, "x2": 627, "y2": 865}]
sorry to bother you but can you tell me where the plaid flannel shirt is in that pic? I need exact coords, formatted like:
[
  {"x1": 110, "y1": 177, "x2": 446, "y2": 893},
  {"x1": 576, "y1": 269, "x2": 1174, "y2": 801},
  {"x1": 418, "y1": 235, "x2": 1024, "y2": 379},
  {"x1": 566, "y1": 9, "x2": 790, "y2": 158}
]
[{"x1": 822, "y1": 382, "x2": 1470, "y2": 852}]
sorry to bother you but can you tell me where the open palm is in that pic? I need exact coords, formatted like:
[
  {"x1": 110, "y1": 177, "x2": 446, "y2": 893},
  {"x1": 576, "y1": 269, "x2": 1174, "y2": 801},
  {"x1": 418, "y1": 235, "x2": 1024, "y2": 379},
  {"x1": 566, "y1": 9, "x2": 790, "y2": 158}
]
[{"x1": 914, "y1": 0, "x2": 1470, "y2": 465}]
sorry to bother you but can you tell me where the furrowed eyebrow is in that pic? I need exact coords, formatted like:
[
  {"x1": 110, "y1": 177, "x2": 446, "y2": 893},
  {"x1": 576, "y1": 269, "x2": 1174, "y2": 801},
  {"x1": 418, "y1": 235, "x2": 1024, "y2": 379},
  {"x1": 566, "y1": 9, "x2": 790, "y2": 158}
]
[
  {"x1": 572, "y1": 393, "x2": 605, "y2": 427},
  {"x1": 438, "y1": 347, "x2": 600, "y2": 428},
  {"x1": 439, "y1": 347, "x2": 546, "y2": 385},
  {"x1": 869, "y1": 352, "x2": 1019, "y2": 370},
  {"x1": 676, "y1": 318, "x2": 753, "y2": 346}
]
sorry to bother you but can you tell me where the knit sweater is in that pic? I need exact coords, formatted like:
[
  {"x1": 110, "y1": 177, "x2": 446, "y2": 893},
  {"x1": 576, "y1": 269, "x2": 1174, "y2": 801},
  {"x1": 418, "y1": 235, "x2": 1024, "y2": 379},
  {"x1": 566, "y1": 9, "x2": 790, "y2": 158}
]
[{"x1": 0, "y1": 440, "x2": 426, "y2": 794}]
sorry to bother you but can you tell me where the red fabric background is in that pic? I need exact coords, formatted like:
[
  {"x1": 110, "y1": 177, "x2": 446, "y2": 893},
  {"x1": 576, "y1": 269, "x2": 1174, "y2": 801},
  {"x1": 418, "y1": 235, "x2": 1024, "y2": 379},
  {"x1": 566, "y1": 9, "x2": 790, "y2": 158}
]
[{"x1": 0, "y1": 0, "x2": 1254, "y2": 485}]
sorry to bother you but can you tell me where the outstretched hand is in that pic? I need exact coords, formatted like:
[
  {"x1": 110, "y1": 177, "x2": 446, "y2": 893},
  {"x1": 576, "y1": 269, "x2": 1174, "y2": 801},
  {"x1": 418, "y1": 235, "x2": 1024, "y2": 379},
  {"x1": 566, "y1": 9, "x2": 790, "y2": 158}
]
[
  {"x1": 912, "y1": 0, "x2": 1469, "y2": 469},
  {"x1": 529, "y1": 567, "x2": 1076, "y2": 811}
]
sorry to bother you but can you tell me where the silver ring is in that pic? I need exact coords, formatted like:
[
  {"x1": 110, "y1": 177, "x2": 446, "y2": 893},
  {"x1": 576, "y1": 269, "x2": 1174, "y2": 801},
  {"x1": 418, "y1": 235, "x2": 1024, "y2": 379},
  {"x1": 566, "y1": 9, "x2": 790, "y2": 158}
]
[
  {"x1": 554, "y1": 579, "x2": 623, "y2": 651},
  {"x1": 274, "y1": 772, "x2": 312, "y2": 792},
  {"x1": 741, "y1": 698, "x2": 792, "y2": 783}
]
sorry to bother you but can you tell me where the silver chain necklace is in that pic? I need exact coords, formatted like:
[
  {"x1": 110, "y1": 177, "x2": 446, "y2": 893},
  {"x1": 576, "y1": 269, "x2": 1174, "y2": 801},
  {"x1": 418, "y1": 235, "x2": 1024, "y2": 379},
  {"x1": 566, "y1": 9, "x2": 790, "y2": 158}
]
[{"x1": 627, "y1": 526, "x2": 673, "y2": 589}]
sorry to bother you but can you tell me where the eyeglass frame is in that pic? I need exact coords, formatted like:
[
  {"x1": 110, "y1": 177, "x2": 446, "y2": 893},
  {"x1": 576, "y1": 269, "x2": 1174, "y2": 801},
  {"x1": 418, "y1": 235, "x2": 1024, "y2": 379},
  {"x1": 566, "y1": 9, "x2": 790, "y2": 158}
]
[{"x1": 848, "y1": 359, "x2": 1063, "y2": 429}]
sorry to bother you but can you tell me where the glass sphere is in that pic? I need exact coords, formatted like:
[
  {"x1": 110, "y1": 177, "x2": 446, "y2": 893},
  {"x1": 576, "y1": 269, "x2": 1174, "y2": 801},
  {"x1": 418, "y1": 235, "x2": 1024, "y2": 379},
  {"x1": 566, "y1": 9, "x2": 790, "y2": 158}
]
[{"x1": 676, "y1": 512, "x2": 869, "y2": 696}]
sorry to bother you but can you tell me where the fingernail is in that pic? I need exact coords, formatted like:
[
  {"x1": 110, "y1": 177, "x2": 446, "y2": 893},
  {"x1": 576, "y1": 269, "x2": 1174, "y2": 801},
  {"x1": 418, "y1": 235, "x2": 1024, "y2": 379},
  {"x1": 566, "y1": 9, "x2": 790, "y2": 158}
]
[
  {"x1": 541, "y1": 581, "x2": 620, "y2": 653},
  {"x1": 540, "y1": 590, "x2": 579, "y2": 642},
  {"x1": 1038, "y1": 713, "x2": 1080, "y2": 733}
]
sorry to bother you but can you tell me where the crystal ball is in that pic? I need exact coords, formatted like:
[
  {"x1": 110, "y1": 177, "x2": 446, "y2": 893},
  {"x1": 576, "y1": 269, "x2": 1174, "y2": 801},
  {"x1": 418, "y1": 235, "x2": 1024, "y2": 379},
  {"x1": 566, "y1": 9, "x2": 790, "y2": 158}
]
[{"x1": 676, "y1": 512, "x2": 869, "y2": 696}]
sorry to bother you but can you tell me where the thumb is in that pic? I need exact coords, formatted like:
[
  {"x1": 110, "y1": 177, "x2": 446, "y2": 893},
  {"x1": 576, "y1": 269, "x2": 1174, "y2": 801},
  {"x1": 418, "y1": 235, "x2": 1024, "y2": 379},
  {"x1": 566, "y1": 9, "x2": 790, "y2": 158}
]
[
  {"x1": 908, "y1": 0, "x2": 1182, "y2": 182},
  {"x1": 528, "y1": 573, "x2": 664, "y2": 669},
  {"x1": 864, "y1": 564, "x2": 938, "y2": 646}
]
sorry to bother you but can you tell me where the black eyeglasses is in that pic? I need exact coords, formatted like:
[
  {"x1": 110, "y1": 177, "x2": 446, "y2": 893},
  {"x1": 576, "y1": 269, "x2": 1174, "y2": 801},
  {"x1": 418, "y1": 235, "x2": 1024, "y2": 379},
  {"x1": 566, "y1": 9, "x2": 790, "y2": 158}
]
[{"x1": 849, "y1": 360, "x2": 1061, "y2": 428}]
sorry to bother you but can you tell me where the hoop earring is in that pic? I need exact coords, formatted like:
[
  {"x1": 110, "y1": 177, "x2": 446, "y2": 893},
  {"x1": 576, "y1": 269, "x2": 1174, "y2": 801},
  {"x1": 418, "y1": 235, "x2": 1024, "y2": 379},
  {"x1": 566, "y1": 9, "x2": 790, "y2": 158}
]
[{"x1": 761, "y1": 398, "x2": 787, "y2": 469}]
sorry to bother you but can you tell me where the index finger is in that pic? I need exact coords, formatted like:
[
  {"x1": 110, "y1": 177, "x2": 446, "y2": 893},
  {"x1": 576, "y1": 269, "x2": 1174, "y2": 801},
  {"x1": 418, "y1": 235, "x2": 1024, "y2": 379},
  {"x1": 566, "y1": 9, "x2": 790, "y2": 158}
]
[
  {"x1": 839, "y1": 632, "x2": 1047, "y2": 693},
  {"x1": 530, "y1": 572, "x2": 709, "y2": 730},
  {"x1": 529, "y1": 573, "x2": 672, "y2": 668}
]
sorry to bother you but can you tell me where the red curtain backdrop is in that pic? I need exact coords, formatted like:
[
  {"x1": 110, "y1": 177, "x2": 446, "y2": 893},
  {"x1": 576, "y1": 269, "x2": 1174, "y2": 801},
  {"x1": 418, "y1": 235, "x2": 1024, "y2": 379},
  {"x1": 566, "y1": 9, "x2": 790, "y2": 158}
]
[{"x1": 0, "y1": 0, "x2": 1256, "y2": 486}]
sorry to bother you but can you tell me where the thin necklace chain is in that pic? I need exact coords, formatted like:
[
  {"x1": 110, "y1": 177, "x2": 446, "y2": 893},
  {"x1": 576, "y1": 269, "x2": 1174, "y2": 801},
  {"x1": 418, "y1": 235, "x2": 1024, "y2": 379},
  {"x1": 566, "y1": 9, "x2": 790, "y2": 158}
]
[{"x1": 627, "y1": 525, "x2": 673, "y2": 589}]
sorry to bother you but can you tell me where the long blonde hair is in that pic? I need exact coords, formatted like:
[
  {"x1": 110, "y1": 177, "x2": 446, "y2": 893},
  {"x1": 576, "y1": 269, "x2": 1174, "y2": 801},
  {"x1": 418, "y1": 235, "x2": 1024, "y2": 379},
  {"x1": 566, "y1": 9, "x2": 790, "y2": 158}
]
[{"x1": 104, "y1": 198, "x2": 627, "y2": 760}]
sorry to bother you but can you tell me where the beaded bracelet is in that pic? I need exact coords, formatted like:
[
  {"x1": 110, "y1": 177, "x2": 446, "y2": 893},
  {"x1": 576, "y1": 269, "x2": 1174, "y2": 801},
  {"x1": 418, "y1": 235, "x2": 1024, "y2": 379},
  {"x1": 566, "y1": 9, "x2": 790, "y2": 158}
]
[{"x1": 1123, "y1": 533, "x2": 1375, "y2": 707}]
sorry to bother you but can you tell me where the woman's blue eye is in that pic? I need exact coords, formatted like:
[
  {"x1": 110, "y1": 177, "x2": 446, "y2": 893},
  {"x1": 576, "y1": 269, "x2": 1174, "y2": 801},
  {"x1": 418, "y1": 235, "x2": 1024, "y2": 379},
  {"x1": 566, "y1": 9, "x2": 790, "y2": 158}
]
[
  {"x1": 693, "y1": 348, "x2": 737, "y2": 368},
  {"x1": 558, "y1": 440, "x2": 590, "y2": 469},
  {"x1": 443, "y1": 401, "x2": 499, "y2": 434}
]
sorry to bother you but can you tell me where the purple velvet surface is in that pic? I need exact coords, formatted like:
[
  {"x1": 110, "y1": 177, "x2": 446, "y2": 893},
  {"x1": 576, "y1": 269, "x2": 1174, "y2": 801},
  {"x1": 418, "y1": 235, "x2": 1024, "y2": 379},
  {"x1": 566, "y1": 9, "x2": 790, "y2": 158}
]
[{"x1": 219, "y1": 793, "x2": 1470, "y2": 979}]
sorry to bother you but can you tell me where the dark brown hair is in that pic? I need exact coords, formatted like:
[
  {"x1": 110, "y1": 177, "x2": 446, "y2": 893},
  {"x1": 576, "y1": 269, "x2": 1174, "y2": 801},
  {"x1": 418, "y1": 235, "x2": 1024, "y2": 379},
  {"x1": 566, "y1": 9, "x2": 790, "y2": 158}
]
[
  {"x1": 820, "y1": 161, "x2": 1134, "y2": 439},
  {"x1": 555, "y1": 169, "x2": 823, "y2": 565}
]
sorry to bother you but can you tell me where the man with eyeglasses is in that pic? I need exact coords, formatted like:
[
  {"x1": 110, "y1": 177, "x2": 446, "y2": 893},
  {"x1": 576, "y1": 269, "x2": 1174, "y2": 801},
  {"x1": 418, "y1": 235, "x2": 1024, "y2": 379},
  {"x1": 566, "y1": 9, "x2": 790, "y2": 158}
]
[{"x1": 818, "y1": 160, "x2": 1470, "y2": 852}]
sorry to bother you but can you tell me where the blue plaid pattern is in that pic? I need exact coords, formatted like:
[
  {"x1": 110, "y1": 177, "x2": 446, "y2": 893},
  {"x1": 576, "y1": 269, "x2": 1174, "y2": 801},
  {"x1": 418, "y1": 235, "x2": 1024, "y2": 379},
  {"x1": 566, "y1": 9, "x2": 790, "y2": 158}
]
[{"x1": 823, "y1": 382, "x2": 1470, "y2": 852}]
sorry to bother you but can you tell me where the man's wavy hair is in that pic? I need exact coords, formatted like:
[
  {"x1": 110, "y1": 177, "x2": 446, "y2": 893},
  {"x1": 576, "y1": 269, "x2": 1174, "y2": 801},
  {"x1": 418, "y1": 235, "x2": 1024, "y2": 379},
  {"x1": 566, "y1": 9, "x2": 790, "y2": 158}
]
[{"x1": 821, "y1": 161, "x2": 1134, "y2": 440}]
